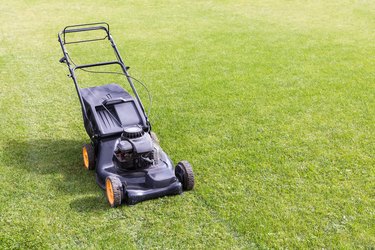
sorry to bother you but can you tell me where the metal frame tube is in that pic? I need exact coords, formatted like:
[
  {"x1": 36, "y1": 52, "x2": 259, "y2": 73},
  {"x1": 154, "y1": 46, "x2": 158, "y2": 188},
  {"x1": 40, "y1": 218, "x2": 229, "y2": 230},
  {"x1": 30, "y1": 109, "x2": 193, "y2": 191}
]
[{"x1": 58, "y1": 22, "x2": 150, "y2": 128}]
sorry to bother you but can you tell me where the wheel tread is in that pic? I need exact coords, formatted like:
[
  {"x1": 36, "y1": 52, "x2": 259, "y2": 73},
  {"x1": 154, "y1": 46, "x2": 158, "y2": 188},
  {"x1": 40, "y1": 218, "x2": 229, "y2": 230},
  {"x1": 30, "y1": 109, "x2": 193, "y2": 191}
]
[
  {"x1": 176, "y1": 160, "x2": 195, "y2": 191},
  {"x1": 106, "y1": 176, "x2": 123, "y2": 208},
  {"x1": 83, "y1": 143, "x2": 95, "y2": 170}
]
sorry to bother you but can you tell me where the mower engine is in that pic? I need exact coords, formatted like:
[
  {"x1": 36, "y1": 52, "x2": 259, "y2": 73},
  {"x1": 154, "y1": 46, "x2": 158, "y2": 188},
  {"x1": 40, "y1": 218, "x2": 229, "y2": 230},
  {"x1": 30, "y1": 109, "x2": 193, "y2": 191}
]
[{"x1": 114, "y1": 126, "x2": 154, "y2": 169}]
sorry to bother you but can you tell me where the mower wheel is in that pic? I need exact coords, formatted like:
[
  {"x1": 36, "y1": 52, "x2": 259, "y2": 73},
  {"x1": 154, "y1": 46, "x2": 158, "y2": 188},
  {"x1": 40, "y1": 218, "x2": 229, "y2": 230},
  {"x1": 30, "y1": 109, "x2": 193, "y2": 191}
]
[
  {"x1": 175, "y1": 161, "x2": 195, "y2": 191},
  {"x1": 105, "y1": 176, "x2": 123, "y2": 208},
  {"x1": 82, "y1": 144, "x2": 95, "y2": 170}
]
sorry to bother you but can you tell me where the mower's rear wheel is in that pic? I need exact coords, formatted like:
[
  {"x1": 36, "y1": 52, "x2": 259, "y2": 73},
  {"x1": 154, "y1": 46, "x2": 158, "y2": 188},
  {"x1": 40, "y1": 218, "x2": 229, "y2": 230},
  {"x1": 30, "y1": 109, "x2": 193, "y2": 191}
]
[
  {"x1": 105, "y1": 176, "x2": 123, "y2": 208},
  {"x1": 175, "y1": 161, "x2": 195, "y2": 191},
  {"x1": 82, "y1": 144, "x2": 95, "y2": 170}
]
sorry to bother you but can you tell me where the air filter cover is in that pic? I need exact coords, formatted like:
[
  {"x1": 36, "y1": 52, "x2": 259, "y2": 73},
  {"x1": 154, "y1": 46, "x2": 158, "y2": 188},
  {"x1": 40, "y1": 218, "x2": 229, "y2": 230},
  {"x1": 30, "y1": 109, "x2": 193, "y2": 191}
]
[{"x1": 122, "y1": 126, "x2": 144, "y2": 139}]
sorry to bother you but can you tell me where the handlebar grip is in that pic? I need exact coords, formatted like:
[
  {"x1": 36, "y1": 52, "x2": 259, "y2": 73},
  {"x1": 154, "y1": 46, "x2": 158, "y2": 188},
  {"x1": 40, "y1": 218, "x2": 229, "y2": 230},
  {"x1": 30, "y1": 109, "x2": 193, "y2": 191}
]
[
  {"x1": 60, "y1": 22, "x2": 110, "y2": 45},
  {"x1": 64, "y1": 26, "x2": 108, "y2": 34},
  {"x1": 62, "y1": 22, "x2": 109, "y2": 33}
]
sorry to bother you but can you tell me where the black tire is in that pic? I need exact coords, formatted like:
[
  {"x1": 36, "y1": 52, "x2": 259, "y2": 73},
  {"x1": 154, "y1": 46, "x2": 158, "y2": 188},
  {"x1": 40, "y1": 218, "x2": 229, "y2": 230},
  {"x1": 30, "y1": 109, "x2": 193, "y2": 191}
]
[
  {"x1": 175, "y1": 161, "x2": 195, "y2": 191},
  {"x1": 105, "y1": 176, "x2": 123, "y2": 208},
  {"x1": 82, "y1": 143, "x2": 95, "y2": 170}
]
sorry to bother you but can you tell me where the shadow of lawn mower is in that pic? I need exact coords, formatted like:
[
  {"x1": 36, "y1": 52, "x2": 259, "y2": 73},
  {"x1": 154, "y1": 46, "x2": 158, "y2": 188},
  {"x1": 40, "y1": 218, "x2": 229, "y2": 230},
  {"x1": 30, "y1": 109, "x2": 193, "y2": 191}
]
[{"x1": 58, "y1": 22, "x2": 194, "y2": 207}]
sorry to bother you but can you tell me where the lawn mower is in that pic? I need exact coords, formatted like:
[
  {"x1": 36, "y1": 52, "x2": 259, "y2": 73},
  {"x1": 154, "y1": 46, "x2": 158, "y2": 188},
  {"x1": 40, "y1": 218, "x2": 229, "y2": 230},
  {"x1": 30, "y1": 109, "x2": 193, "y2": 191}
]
[{"x1": 58, "y1": 22, "x2": 194, "y2": 207}]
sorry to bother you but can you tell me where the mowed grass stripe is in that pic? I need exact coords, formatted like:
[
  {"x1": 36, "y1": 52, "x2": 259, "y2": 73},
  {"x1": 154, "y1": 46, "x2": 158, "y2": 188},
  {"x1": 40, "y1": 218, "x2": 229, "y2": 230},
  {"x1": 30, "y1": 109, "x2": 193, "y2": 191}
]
[{"x1": 151, "y1": 1, "x2": 373, "y2": 247}]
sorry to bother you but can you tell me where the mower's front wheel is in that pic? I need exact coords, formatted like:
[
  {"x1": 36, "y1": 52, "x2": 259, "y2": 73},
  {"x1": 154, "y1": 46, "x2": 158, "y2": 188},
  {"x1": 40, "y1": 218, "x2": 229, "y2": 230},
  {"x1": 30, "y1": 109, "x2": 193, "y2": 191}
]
[
  {"x1": 82, "y1": 144, "x2": 95, "y2": 170},
  {"x1": 105, "y1": 176, "x2": 123, "y2": 208},
  {"x1": 175, "y1": 161, "x2": 195, "y2": 191}
]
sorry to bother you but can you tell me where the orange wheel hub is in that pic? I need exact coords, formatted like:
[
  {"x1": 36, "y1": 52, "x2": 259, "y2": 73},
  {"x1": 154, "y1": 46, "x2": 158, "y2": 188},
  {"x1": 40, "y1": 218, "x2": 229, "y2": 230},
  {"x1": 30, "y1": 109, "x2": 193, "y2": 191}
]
[
  {"x1": 82, "y1": 147, "x2": 89, "y2": 169},
  {"x1": 106, "y1": 179, "x2": 114, "y2": 205}
]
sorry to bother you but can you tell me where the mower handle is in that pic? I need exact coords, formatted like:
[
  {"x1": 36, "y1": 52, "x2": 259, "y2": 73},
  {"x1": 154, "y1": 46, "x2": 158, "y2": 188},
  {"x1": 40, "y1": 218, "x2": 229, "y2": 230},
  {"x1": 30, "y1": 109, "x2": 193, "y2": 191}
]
[
  {"x1": 60, "y1": 22, "x2": 110, "y2": 45},
  {"x1": 58, "y1": 22, "x2": 151, "y2": 131}
]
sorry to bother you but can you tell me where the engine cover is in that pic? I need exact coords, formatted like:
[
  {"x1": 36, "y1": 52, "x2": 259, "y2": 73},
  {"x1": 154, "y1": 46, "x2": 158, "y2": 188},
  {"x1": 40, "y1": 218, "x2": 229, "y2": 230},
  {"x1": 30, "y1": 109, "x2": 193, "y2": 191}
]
[{"x1": 114, "y1": 132, "x2": 154, "y2": 169}]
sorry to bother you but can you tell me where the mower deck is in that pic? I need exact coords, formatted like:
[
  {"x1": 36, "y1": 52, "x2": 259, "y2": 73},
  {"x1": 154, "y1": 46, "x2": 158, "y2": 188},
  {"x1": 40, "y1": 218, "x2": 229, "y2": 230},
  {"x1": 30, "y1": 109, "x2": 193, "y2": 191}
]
[{"x1": 95, "y1": 138, "x2": 183, "y2": 205}]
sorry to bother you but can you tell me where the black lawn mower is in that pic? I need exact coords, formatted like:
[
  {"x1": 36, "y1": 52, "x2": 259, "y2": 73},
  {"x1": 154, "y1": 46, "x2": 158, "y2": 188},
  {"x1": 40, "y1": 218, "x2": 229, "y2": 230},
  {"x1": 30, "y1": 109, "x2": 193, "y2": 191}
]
[{"x1": 58, "y1": 22, "x2": 194, "y2": 207}]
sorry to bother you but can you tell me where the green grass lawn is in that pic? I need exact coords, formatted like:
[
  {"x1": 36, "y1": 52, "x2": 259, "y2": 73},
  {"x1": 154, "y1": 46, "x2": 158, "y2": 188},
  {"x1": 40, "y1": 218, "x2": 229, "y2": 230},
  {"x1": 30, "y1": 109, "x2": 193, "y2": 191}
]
[{"x1": 1, "y1": 0, "x2": 374, "y2": 248}]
